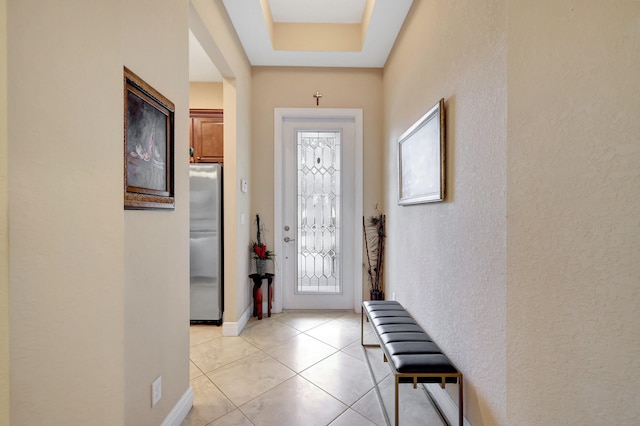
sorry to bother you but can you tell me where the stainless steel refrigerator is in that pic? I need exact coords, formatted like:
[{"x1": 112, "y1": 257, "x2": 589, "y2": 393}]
[{"x1": 189, "y1": 163, "x2": 223, "y2": 324}]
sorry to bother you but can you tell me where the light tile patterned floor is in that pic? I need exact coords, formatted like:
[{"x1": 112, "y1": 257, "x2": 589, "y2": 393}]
[{"x1": 183, "y1": 310, "x2": 446, "y2": 426}]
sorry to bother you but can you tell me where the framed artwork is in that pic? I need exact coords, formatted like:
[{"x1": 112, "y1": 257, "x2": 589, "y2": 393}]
[
  {"x1": 398, "y1": 98, "x2": 445, "y2": 205},
  {"x1": 124, "y1": 67, "x2": 175, "y2": 209}
]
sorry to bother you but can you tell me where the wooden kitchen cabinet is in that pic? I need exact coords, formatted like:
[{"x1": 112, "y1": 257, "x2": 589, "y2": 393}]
[{"x1": 190, "y1": 109, "x2": 223, "y2": 163}]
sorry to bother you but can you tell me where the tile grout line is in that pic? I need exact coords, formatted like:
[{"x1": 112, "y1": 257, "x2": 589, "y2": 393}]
[{"x1": 188, "y1": 311, "x2": 384, "y2": 426}]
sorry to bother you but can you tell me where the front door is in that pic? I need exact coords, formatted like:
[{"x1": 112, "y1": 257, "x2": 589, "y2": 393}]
[{"x1": 274, "y1": 109, "x2": 363, "y2": 311}]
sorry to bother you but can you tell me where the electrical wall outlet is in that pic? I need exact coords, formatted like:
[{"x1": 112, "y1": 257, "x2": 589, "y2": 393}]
[
  {"x1": 151, "y1": 376, "x2": 162, "y2": 407},
  {"x1": 392, "y1": 292, "x2": 396, "y2": 301}
]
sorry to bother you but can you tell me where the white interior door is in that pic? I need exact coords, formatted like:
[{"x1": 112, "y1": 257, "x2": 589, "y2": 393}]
[{"x1": 274, "y1": 109, "x2": 363, "y2": 311}]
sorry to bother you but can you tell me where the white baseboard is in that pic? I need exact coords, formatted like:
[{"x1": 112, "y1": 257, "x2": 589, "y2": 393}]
[
  {"x1": 161, "y1": 386, "x2": 193, "y2": 426},
  {"x1": 221, "y1": 305, "x2": 252, "y2": 336},
  {"x1": 424, "y1": 383, "x2": 470, "y2": 426}
]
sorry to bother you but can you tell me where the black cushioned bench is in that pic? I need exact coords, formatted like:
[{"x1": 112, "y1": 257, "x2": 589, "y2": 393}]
[{"x1": 361, "y1": 300, "x2": 463, "y2": 426}]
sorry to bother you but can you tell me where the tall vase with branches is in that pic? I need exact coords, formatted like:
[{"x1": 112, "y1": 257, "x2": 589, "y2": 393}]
[{"x1": 363, "y1": 209, "x2": 386, "y2": 300}]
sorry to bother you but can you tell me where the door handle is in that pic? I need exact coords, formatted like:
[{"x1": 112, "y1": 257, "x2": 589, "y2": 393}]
[{"x1": 284, "y1": 236, "x2": 296, "y2": 243}]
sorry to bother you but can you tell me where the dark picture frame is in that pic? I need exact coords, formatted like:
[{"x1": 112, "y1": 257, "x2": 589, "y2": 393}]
[
  {"x1": 124, "y1": 67, "x2": 175, "y2": 210},
  {"x1": 398, "y1": 98, "x2": 445, "y2": 205}
]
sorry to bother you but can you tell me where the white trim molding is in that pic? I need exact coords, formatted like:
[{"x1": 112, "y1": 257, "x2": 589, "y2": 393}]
[
  {"x1": 221, "y1": 304, "x2": 252, "y2": 336},
  {"x1": 161, "y1": 386, "x2": 193, "y2": 426}
]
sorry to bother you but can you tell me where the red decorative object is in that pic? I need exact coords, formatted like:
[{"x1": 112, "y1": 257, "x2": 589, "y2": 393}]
[
  {"x1": 249, "y1": 273, "x2": 274, "y2": 320},
  {"x1": 255, "y1": 286, "x2": 263, "y2": 319},
  {"x1": 253, "y1": 243, "x2": 268, "y2": 259}
]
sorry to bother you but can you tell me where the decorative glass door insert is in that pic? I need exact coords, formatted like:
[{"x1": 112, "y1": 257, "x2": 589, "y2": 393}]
[{"x1": 296, "y1": 130, "x2": 341, "y2": 294}]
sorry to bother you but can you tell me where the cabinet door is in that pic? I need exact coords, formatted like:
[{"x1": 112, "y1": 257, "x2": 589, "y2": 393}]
[{"x1": 191, "y1": 109, "x2": 223, "y2": 163}]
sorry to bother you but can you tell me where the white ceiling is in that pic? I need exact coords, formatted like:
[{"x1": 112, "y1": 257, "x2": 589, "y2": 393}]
[{"x1": 189, "y1": 0, "x2": 413, "y2": 82}]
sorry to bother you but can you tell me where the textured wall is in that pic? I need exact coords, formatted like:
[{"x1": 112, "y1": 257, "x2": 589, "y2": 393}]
[
  {"x1": 8, "y1": 0, "x2": 125, "y2": 423},
  {"x1": 122, "y1": 0, "x2": 190, "y2": 423},
  {"x1": 506, "y1": 1, "x2": 640, "y2": 424},
  {"x1": 0, "y1": 0, "x2": 8, "y2": 422},
  {"x1": 8, "y1": 0, "x2": 192, "y2": 424},
  {"x1": 383, "y1": 1, "x2": 507, "y2": 424}
]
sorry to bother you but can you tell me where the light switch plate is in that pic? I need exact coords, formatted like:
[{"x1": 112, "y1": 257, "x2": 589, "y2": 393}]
[
  {"x1": 151, "y1": 376, "x2": 161, "y2": 407},
  {"x1": 241, "y1": 179, "x2": 248, "y2": 193}
]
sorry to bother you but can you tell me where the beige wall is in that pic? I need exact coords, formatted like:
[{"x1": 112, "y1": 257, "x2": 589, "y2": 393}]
[
  {"x1": 8, "y1": 0, "x2": 125, "y2": 424},
  {"x1": 251, "y1": 66, "x2": 384, "y2": 301},
  {"x1": 191, "y1": 0, "x2": 253, "y2": 325},
  {"x1": 385, "y1": 0, "x2": 640, "y2": 425},
  {"x1": 0, "y1": 0, "x2": 9, "y2": 423},
  {"x1": 7, "y1": 0, "x2": 254, "y2": 423},
  {"x1": 384, "y1": 1, "x2": 507, "y2": 424},
  {"x1": 506, "y1": 1, "x2": 640, "y2": 424},
  {"x1": 8, "y1": 0, "x2": 191, "y2": 424},
  {"x1": 123, "y1": 0, "x2": 190, "y2": 424},
  {"x1": 189, "y1": 82, "x2": 223, "y2": 109}
]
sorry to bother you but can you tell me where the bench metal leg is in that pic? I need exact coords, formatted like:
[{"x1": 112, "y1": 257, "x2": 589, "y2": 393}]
[
  {"x1": 361, "y1": 310, "x2": 364, "y2": 346},
  {"x1": 459, "y1": 377, "x2": 464, "y2": 426},
  {"x1": 395, "y1": 376, "x2": 400, "y2": 426},
  {"x1": 361, "y1": 308, "x2": 379, "y2": 348}
]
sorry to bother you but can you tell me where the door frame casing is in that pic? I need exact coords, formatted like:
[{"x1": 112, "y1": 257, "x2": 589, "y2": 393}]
[{"x1": 274, "y1": 108, "x2": 363, "y2": 313}]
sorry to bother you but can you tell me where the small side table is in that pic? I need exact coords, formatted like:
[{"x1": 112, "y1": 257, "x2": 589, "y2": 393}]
[{"x1": 249, "y1": 273, "x2": 274, "y2": 320}]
